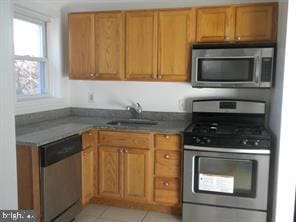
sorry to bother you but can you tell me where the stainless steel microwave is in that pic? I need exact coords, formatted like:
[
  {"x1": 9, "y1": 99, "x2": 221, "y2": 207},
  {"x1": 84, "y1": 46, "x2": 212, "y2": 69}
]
[{"x1": 191, "y1": 43, "x2": 276, "y2": 88}]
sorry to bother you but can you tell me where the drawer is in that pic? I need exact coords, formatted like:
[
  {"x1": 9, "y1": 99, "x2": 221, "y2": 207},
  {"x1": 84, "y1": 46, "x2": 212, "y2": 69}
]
[
  {"x1": 154, "y1": 178, "x2": 180, "y2": 205},
  {"x1": 155, "y1": 177, "x2": 180, "y2": 191},
  {"x1": 82, "y1": 130, "x2": 95, "y2": 149},
  {"x1": 155, "y1": 151, "x2": 181, "y2": 177},
  {"x1": 155, "y1": 134, "x2": 181, "y2": 150},
  {"x1": 99, "y1": 131, "x2": 151, "y2": 149}
]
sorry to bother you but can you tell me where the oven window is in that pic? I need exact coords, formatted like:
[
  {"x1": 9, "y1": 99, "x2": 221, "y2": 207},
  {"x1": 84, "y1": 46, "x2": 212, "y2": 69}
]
[
  {"x1": 194, "y1": 157, "x2": 257, "y2": 197},
  {"x1": 197, "y1": 58, "x2": 254, "y2": 82}
]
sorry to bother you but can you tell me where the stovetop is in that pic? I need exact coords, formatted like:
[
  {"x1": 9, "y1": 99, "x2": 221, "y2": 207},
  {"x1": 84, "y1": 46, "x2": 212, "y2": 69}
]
[{"x1": 184, "y1": 122, "x2": 272, "y2": 149}]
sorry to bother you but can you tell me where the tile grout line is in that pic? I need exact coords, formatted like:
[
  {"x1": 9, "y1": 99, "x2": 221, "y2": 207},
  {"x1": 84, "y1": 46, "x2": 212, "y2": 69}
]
[{"x1": 140, "y1": 211, "x2": 150, "y2": 222}]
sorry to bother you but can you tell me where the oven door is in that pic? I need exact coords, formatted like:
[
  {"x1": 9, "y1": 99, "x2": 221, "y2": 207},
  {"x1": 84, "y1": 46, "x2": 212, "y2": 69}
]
[
  {"x1": 183, "y1": 146, "x2": 270, "y2": 210},
  {"x1": 191, "y1": 48, "x2": 261, "y2": 88}
]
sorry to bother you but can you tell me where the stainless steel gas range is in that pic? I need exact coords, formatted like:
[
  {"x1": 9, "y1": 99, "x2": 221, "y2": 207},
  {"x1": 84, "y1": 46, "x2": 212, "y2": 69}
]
[{"x1": 182, "y1": 100, "x2": 272, "y2": 222}]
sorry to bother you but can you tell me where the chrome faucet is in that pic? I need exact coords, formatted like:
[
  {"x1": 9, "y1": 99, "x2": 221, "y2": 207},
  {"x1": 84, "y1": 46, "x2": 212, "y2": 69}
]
[{"x1": 127, "y1": 103, "x2": 142, "y2": 119}]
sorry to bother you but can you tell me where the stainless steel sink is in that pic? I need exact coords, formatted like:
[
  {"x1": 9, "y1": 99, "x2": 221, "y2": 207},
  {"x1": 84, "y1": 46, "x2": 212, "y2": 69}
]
[{"x1": 107, "y1": 119, "x2": 158, "y2": 126}]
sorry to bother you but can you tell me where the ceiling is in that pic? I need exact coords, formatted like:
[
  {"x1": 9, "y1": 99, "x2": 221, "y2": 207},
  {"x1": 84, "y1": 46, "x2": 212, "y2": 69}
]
[{"x1": 12, "y1": 0, "x2": 278, "y2": 17}]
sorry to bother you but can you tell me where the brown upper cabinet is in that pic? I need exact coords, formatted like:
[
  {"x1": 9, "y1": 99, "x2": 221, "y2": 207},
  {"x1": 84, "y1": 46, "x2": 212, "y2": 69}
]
[
  {"x1": 125, "y1": 11, "x2": 158, "y2": 80},
  {"x1": 235, "y1": 4, "x2": 277, "y2": 42},
  {"x1": 196, "y1": 3, "x2": 278, "y2": 43},
  {"x1": 158, "y1": 9, "x2": 196, "y2": 81},
  {"x1": 95, "y1": 12, "x2": 125, "y2": 80},
  {"x1": 196, "y1": 6, "x2": 234, "y2": 42},
  {"x1": 68, "y1": 13, "x2": 95, "y2": 79},
  {"x1": 68, "y1": 3, "x2": 278, "y2": 80}
]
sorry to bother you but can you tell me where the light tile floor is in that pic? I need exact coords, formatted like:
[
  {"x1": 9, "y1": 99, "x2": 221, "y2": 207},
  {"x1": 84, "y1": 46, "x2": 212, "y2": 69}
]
[{"x1": 75, "y1": 204, "x2": 181, "y2": 222}]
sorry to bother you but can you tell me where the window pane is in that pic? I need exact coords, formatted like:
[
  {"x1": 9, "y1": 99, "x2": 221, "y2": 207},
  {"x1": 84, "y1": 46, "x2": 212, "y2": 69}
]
[
  {"x1": 13, "y1": 18, "x2": 44, "y2": 57},
  {"x1": 15, "y1": 60, "x2": 46, "y2": 96}
]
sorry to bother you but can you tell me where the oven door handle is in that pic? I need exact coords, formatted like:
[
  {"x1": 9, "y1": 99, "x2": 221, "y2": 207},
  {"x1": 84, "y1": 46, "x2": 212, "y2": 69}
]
[{"x1": 184, "y1": 145, "x2": 270, "y2": 154}]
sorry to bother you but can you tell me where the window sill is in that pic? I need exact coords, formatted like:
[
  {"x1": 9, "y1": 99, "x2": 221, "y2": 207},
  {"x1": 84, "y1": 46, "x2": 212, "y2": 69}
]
[{"x1": 15, "y1": 96, "x2": 68, "y2": 115}]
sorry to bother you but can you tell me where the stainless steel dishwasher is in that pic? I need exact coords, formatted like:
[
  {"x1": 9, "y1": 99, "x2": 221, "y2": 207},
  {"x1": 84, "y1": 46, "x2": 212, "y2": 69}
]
[{"x1": 40, "y1": 134, "x2": 82, "y2": 222}]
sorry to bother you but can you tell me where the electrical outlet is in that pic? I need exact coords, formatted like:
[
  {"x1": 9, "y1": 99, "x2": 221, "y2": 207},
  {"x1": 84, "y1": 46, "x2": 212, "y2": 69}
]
[
  {"x1": 88, "y1": 92, "x2": 94, "y2": 103},
  {"x1": 178, "y1": 99, "x2": 186, "y2": 111}
]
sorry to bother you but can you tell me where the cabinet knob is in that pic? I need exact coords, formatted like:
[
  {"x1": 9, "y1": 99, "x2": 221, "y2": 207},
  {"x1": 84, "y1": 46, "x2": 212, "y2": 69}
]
[
  {"x1": 165, "y1": 135, "x2": 170, "y2": 139},
  {"x1": 124, "y1": 148, "x2": 128, "y2": 154},
  {"x1": 225, "y1": 36, "x2": 230, "y2": 41},
  {"x1": 83, "y1": 152, "x2": 87, "y2": 156},
  {"x1": 158, "y1": 75, "x2": 162, "y2": 79},
  {"x1": 119, "y1": 148, "x2": 124, "y2": 153},
  {"x1": 88, "y1": 132, "x2": 92, "y2": 136},
  {"x1": 164, "y1": 154, "x2": 170, "y2": 159},
  {"x1": 90, "y1": 73, "x2": 94, "y2": 77},
  {"x1": 163, "y1": 181, "x2": 169, "y2": 187},
  {"x1": 236, "y1": 36, "x2": 241, "y2": 41}
]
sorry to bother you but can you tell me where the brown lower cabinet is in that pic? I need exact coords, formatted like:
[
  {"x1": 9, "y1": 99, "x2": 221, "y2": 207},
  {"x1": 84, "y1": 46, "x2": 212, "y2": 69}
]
[
  {"x1": 98, "y1": 145, "x2": 152, "y2": 203},
  {"x1": 93, "y1": 130, "x2": 182, "y2": 214}
]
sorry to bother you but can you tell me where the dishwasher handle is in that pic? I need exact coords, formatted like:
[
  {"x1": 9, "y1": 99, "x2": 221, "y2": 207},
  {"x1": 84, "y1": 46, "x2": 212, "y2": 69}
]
[{"x1": 40, "y1": 134, "x2": 82, "y2": 167}]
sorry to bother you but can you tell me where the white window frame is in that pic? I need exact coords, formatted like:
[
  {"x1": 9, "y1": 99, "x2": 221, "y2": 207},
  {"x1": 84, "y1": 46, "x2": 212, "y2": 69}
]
[{"x1": 14, "y1": 13, "x2": 50, "y2": 101}]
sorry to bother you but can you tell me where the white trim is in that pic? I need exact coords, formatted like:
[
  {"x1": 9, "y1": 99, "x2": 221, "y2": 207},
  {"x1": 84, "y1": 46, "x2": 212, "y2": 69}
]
[
  {"x1": 14, "y1": 14, "x2": 50, "y2": 98},
  {"x1": 13, "y1": 4, "x2": 51, "y2": 23}
]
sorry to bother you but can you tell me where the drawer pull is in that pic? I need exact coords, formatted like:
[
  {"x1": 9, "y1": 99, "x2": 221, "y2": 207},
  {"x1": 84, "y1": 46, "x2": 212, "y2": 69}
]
[
  {"x1": 163, "y1": 181, "x2": 169, "y2": 187},
  {"x1": 164, "y1": 154, "x2": 170, "y2": 159}
]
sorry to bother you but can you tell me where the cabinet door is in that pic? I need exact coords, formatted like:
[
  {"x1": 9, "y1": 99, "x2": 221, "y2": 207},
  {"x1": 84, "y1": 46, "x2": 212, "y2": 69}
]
[
  {"x1": 235, "y1": 4, "x2": 277, "y2": 42},
  {"x1": 99, "y1": 146, "x2": 123, "y2": 199},
  {"x1": 95, "y1": 12, "x2": 125, "y2": 80},
  {"x1": 126, "y1": 11, "x2": 158, "y2": 80},
  {"x1": 196, "y1": 7, "x2": 234, "y2": 42},
  {"x1": 81, "y1": 148, "x2": 94, "y2": 205},
  {"x1": 68, "y1": 13, "x2": 95, "y2": 79},
  {"x1": 158, "y1": 9, "x2": 195, "y2": 81},
  {"x1": 123, "y1": 148, "x2": 152, "y2": 203}
]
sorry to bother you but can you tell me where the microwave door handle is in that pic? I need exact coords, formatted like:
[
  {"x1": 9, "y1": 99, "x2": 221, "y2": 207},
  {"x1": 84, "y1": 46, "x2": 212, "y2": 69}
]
[{"x1": 255, "y1": 56, "x2": 260, "y2": 83}]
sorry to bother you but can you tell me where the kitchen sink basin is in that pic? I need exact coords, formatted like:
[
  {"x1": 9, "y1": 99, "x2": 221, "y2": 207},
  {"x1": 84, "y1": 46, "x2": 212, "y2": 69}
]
[{"x1": 107, "y1": 119, "x2": 158, "y2": 126}]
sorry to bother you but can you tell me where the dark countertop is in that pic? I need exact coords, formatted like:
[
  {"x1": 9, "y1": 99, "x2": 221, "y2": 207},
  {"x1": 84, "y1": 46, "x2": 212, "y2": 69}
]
[{"x1": 16, "y1": 116, "x2": 190, "y2": 146}]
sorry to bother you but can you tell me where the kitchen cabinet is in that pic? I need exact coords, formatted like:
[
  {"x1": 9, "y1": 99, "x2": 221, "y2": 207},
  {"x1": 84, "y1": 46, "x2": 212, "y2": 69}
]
[
  {"x1": 98, "y1": 131, "x2": 153, "y2": 203},
  {"x1": 235, "y1": 4, "x2": 277, "y2": 42},
  {"x1": 68, "y1": 13, "x2": 95, "y2": 79},
  {"x1": 99, "y1": 146, "x2": 123, "y2": 198},
  {"x1": 154, "y1": 134, "x2": 182, "y2": 207},
  {"x1": 124, "y1": 148, "x2": 152, "y2": 203},
  {"x1": 81, "y1": 147, "x2": 94, "y2": 205},
  {"x1": 81, "y1": 130, "x2": 96, "y2": 205},
  {"x1": 196, "y1": 3, "x2": 277, "y2": 43},
  {"x1": 95, "y1": 12, "x2": 125, "y2": 80},
  {"x1": 158, "y1": 9, "x2": 195, "y2": 81},
  {"x1": 196, "y1": 7, "x2": 234, "y2": 42},
  {"x1": 126, "y1": 11, "x2": 158, "y2": 80}
]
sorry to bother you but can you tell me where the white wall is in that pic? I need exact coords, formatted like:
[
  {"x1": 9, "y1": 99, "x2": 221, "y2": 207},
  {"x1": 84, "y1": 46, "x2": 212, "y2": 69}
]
[
  {"x1": 70, "y1": 81, "x2": 271, "y2": 112},
  {"x1": 272, "y1": 0, "x2": 296, "y2": 221},
  {"x1": 0, "y1": 0, "x2": 18, "y2": 209}
]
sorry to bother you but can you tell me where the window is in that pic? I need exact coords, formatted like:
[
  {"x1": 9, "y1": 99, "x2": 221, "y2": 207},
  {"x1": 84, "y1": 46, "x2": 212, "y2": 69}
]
[{"x1": 13, "y1": 16, "x2": 48, "y2": 97}]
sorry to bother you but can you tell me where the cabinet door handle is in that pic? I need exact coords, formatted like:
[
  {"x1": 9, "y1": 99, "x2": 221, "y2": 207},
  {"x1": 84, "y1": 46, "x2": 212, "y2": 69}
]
[
  {"x1": 164, "y1": 154, "x2": 170, "y2": 159},
  {"x1": 163, "y1": 181, "x2": 169, "y2": 187}
]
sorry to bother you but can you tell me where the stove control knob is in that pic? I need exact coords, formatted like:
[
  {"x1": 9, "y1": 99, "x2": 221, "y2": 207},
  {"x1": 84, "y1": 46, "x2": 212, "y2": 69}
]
[
  {"x1": 195, "y1": 137, "x2": 201, "y2": 144},
  {"x1": 242, "y1": 139, "x2": 249, "y2": 145},
  {"x1": 254, "y1": 140, "x2": 260, "y2": 146},
  {"x1": 205, "y1": 138, "x2": 211, "y2": 144}
]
